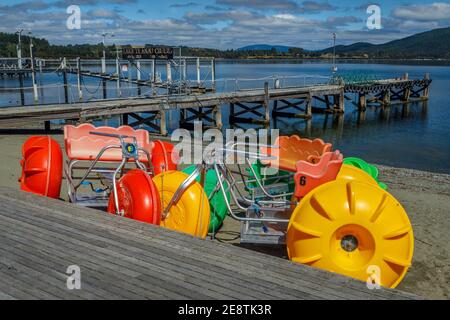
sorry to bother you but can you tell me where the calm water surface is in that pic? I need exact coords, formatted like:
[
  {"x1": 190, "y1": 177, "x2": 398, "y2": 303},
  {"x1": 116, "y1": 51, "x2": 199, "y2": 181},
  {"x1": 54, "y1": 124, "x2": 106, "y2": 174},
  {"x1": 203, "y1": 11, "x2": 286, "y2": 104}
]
[{"x1": 1, "y1": 60, "x2": 449, "y2": 173}]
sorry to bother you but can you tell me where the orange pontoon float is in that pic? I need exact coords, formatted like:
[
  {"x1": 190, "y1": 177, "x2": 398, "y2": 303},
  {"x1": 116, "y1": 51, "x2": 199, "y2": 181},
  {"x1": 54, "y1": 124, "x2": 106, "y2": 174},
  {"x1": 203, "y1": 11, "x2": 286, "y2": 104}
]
[{"x1": 19, "y1": 136, "x2": 63, "y2": 199}]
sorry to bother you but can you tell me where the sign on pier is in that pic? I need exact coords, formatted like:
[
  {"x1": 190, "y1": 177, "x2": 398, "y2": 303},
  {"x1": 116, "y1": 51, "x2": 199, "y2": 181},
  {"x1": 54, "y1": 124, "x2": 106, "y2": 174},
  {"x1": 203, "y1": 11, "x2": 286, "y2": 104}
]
[{"x1": 123, "y1": 46, "x2": 174, "y2": 60}]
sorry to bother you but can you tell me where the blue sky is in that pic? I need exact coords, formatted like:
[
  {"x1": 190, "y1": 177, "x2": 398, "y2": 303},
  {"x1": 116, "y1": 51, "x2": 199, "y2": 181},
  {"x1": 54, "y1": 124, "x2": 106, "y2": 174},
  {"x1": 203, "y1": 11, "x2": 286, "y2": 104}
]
[{"x1": 1, "y1": 0, "x2": 449, "y2": 49}]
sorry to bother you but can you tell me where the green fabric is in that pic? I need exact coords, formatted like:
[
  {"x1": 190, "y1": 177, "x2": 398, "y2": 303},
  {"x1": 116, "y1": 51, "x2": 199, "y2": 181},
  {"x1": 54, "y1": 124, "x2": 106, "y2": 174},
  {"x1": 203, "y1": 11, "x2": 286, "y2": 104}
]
[
  {"x1": 343, "y1": 157, "x2": 388, "y2": 190},
  {"x1": 182, "y1": 166, "x2": 230, "y2": 233}
]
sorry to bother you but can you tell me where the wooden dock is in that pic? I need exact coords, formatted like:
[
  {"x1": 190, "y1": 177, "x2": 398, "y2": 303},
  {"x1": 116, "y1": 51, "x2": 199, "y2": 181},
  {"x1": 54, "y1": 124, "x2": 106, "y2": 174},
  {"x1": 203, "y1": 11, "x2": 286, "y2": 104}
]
[
  {"x1": 0, "y1": 187, "x2": 418, "y2": 300},
  {"x1": 0, "y1": 84, "x2": 343, "y2": 134},
  {"x1": 0, "y1": 70, "x2": 431, "y2": 134}
]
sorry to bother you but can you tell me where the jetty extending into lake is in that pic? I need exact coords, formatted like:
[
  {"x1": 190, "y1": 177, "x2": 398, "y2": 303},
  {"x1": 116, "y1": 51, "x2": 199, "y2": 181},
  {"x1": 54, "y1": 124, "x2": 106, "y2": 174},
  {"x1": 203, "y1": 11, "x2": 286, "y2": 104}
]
[{"x1": 0, "y1": 57, "x2": 432, "y2": 133}]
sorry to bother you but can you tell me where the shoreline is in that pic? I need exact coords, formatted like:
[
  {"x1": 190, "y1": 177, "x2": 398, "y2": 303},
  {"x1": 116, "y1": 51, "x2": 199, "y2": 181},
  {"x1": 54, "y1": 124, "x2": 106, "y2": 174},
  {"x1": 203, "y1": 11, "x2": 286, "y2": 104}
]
[{"x1": 1, "y1": 133, "x2": 449, "y2": 299}]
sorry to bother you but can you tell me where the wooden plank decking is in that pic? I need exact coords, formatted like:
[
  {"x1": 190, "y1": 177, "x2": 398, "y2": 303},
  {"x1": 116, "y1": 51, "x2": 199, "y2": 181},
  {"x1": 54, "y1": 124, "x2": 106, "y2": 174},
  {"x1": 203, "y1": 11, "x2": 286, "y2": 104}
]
[{"x1": 0, "y1": 187, "x2": 418, "y2": 300}]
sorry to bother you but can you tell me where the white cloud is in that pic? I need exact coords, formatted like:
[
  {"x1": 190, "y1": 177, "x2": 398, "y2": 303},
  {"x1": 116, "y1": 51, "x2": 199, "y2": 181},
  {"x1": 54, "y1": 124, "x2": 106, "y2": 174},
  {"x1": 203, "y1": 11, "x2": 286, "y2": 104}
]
[{"x1": 392, "y1": 2, "x2": 450, "y2": 21}]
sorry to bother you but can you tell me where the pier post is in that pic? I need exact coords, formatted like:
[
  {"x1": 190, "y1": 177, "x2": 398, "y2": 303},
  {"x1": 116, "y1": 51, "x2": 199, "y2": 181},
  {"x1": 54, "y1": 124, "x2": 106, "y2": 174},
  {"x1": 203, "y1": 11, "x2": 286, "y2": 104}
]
[
  {"x1": 18, "y1": 73, "x2": 25, "y2": 105},
  {"x1": 101, "y1": 57, "x2": 106, "y2": 74},
  {"x1": 423, "y1": 73, "x2": 430, "y2": 100},
  {"x1": 116, "y1": 57, "x2": 121, "y2": 97},
  {"x1": 211, "y1": 58, "x2": 216, "y2": 91},
  {"x1": 30, "y1": 45, "x2": 39, "y2": 103},
  {"x1": 306, "y1": 95, "x2": 312, "y2": 118},
  {"x1": 136, "y1": 60, "x2": 141, "y2": 81},
  {"x1": 102, "y1": 80, "x2": 107, "y2": 99},
  {"x1": 128, "y1": 63, "x2": 132, "y2": 83},
  {"x1": 358, "y1": 93, "x2": 366, "y2": 110},
  {"x1": 264, "y1": 82, "x2": 270, "y2": 123},
  {"x1": 402, "y1": 73, "x2": 410, "y2": 102},
  {"x1": 182, "y1": 59, "x2": 187, "y2": 82},
  {"x1": 166, "y1": 61, "x2": 172, "y2": 83},
  {"x1": 382, "y1": 89, "x2": 390, "y2": 106},
  {"x1": 338, "y1": 88, "x2": 345, "y2": 113},
  {"x1": 160, "y1": 109, "x2": 167, "y2": 136},
  {"x1": 76, "y1": 57, "x2": 83, "y2": 101},
  {"x1": 151, "y1": 59, "x2": 156, "y2": 84},
  {"x1": 196, "y1": 58, "x2": 201, "y2": 85},
  {"x1": 122, "y1": 113, "x2": 128, "y2": 125},
  {"x1": 214, "y1": 105, "x2": 222, "y2": 130},
  {"x1": 62, "y1": 58, "x2": 69, "y2": 104}
]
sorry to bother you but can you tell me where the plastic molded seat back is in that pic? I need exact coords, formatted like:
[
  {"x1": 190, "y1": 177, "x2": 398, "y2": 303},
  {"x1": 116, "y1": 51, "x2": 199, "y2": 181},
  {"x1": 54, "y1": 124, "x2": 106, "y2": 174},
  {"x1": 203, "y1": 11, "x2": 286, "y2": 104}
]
[
  {"x1": 261, "y1": 135, "x2": 332, "y2": 172},
  {"x1": 293, "y1": 150, "x2": 343, "y2": 199},
  {"x1": 64, "y1": 124, "x2": 153, "y2": 162}
]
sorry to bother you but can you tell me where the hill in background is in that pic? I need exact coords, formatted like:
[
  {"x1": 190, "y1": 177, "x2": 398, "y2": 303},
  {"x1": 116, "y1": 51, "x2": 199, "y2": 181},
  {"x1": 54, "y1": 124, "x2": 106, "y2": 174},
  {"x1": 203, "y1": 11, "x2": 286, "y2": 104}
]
[{"x1": 321, "y1": 27, "x2": 450, "y2": 58}]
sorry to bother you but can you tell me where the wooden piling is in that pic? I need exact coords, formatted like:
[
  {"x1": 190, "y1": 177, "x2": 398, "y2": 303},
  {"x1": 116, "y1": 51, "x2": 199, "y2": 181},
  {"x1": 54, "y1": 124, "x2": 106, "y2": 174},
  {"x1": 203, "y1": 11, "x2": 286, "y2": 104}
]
[
  {"x1": 423, "y1": 73, "x2": 430, "y2": 100},
  {"x1": 18, "y1": 73, "x2": 25, "y2": 105},
  {"x1": 264, "y1": 82, "x2": 270, "y2": 123},
  {"x1": 151, "y1": 59, "x2": 156, "y2": 84},
  {"x1": 358, "y1": 93, "x2": 366, "y2": 110},
  {"x1": 403, "y1": 73, "x2": 410, "y2": 102},
  {"x1": 214, "y1": 105, "x2": 222, "y2": 130},
  {"x1": 306, "y1": 95, "x2": 312, "y2": 118},
  {"x1": 102, "y1": 80, "x2": 107, "y2": 99},
  {"x1": 382, "y1": 90, "x2": 390, "y2": 106},
  {"x1": 159, "y1": 109, "x2": 167, "y2": 136}
]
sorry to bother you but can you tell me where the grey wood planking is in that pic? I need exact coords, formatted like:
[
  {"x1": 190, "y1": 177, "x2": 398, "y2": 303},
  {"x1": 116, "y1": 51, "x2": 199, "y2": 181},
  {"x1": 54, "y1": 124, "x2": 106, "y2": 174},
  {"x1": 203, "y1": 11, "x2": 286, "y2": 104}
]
[{"x1": 0, "y1": 187, "x2": 419, "y2": 300}]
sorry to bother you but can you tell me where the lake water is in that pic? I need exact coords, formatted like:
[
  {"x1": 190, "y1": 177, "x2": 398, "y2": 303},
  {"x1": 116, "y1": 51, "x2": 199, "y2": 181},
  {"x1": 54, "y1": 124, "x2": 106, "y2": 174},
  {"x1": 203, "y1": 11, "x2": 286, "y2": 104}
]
[{"x1": 1, "y1": 60, "x2": 449, "y2": 173}]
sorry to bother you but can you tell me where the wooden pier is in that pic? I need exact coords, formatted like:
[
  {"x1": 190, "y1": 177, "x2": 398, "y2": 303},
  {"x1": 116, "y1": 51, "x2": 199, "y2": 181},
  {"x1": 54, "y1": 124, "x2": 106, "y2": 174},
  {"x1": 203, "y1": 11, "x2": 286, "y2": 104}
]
[
  {"x1": 0, "y1": 187, "x2": 418, "y2": 300},
  {"x1": 345, "y1": 74, "x2": 432, "y2": 110},
  {"x1": 0, "y1": 55, "x2": 432, "y2": 134},
  {"x1": 0, "y1": 84, "x2": 344, "y2": 134}
]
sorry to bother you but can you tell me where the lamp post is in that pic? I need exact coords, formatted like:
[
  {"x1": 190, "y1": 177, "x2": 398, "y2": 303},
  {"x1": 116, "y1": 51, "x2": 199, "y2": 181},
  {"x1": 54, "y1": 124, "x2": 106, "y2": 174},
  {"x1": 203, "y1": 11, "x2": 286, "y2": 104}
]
[
  {"x1": 101, "y1": 32, "x2": 114, "y2": 74},
  {"x1": 28, "y1": 32, "x2": 39, "y2": 103},
  {"x1": 16, "y1": 29, "x2": 24, "y2": 69},
  {"x1": 332, "y1": 32, "x2": 338, "y2": 73}
]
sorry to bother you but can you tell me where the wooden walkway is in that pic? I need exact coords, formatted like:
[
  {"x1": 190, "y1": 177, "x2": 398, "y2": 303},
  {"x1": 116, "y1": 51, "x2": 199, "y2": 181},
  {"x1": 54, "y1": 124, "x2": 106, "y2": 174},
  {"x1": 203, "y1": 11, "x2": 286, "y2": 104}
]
[{"x1": 0, "y1": 187, "x2": 418, "y2": 300}]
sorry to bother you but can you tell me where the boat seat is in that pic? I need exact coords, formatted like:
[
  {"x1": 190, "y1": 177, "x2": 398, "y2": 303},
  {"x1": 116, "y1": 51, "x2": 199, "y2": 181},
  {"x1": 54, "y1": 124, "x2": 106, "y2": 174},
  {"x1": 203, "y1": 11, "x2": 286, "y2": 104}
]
[
  {"x1": 260, "y1": 135, "x2": 332, "y2": 172},
  {"x1": 64, "y1": 124, "x2": 153, "y2": 162},
  {"x1": 293, "y1": 150, "x2": 343, "y2": 199}
]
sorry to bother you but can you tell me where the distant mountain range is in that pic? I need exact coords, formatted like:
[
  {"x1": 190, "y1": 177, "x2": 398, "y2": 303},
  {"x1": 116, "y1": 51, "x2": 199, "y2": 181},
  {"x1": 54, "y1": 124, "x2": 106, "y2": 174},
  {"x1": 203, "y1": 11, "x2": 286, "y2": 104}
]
[
  {"x1": 238, "y1": 27, "x2": 450, "y2": 58},
  {"x1": 320, "y1": 27, "x2": 450, "y2": 58},
  {"x1": 237, "y1": 44, "x2": 293, "y2": 53}
]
